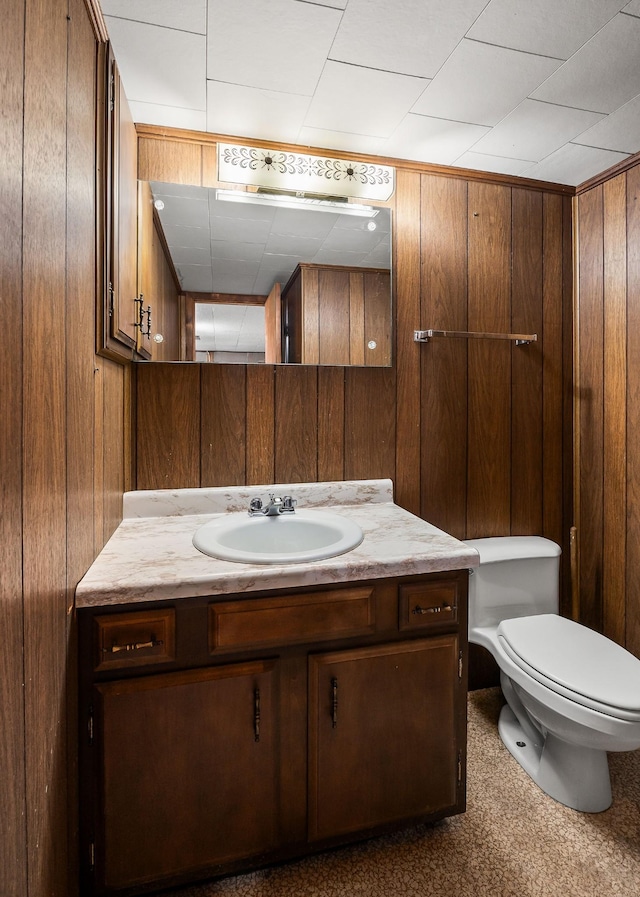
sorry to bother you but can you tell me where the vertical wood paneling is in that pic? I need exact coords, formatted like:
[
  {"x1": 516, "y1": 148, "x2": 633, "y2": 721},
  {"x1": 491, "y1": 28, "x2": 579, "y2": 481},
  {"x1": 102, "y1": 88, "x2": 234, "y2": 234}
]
[
  {"x1": 394, "y1": 170, "x2": 421, "y2": 514},
  {"x1": 0, "y1": 0, "x2": 27, "y2": 892},
  {"x1": 102, "y1": 361, "x2": 128, "y2": 541},
  {"x1": 246, "y1": 365, "x2": 275, "y2": 485},
  {"x1": 201, "y1": 365, "x2": 247, "y2": 485},
  {"x1": 344, "y1": 368, "x2": 396, "y2": 480},
  {"x1": 136, "y1": 364, "x2": 200, "y2": 489},
  {"x1": 602, "y1": 175, "x2": 627, "y2": 645},
  {"x1": 66, "y1": 9, "x2": 100, "y2": 888},
  {"x1": 275, "y1": 366, "x2": 318, "y2": 483},
  {"x1": 577, "y1": 186, "x2": 605, "y2": 632},
  {"x1": 420, "y1": 175, "x2": 468, "y2": 537},
  {"x1": 67, "y1": 0, "x2": 99, "y2": 589},
  {"x1": 467, "y1": 183, "x2": 512, "y2": 537},
  {"x1": 22, "y1": 0, "x2": 69, "y2": 892},
  {"x1": 511, "y1": 189, "x2": 543, "y2": 534},
  {"x1": 626, "y1": 166, "x2": 640, "y2": 656},
  {"x1": 137, "y1": 137, "x2": 203, "y2": 185},
  {"x1": 318, "y1": 367, "x2": 345, "y2": 481},
  {"x1": 541, "y1": 194, "x2": 564, "y2": 548}
]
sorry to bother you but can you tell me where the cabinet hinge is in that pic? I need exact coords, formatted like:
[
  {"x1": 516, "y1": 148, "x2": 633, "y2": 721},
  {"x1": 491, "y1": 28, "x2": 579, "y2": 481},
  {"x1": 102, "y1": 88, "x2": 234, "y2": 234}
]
[
  {"x1": 88, "y1": 707, "x2": 94, "y2": 744},
  {"x1": 458, "y1": 651, "x2": 463, "y2": 679},
  {"x1": 457, "y1": 750, "x2": 463, "y2": 784},
  {"x1": 109, "y1": 73, "x2": 115, "y2": 111},
  {"x1": 89, "y1": 841, "x2": 95, "y2": 871},
  {"x1": 108, "y1": 282, "x2": 114, "y2": 317}
]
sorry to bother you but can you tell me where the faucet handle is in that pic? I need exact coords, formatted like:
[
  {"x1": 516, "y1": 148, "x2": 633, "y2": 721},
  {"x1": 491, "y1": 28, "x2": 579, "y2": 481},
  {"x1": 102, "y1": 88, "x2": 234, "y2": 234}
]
[
  {"x1": 249, "y1": 497, "x2": 263, "y2": 515},
  {"x1": 281, "y1": 495, "x2": 296, "y2": 512}
]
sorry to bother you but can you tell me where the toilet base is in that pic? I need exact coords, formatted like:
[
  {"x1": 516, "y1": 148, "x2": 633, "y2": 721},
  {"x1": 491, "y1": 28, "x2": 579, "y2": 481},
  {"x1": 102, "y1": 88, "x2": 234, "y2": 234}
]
[{"x1": 498, "y1": 704, "x2": 613, "y2": 813}]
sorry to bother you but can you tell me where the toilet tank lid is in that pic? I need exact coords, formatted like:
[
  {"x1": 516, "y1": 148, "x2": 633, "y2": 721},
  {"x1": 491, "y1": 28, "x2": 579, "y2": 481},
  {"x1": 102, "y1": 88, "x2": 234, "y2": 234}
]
[{"x1": 464, "y1": 536, "x2": 561, "y2": 564}]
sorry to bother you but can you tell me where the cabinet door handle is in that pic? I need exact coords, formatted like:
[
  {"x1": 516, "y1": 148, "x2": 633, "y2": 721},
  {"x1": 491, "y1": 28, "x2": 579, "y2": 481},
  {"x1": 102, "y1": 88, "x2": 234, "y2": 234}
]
[
  {"x1": 254, "y1": 687, "x2": 261, "y2": 742},
  {"x1": 103, "y1": 638, "x2": 163, "y2": 654},
  {"x1": 331, "y1": 677, "x2": 338, "y2": 728},
  {"x1": 411, "y1": 603, "x2": 455, "y2": 615}
]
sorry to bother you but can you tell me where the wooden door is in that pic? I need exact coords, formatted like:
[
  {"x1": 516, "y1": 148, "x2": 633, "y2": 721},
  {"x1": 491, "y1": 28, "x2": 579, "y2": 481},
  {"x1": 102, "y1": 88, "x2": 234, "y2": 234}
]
[
  {"x1": 95, "y1": 660, "x2": 280, "y2": 890},
  {"x1": 308, "y1": 637, "x2": 459, "y2": 841}
]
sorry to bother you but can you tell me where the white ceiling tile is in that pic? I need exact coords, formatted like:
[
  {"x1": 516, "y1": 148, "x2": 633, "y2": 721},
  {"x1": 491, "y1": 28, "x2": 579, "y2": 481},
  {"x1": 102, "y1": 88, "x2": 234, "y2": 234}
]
[
  {"x1": 206, "y1": 0, "x2": 341, "y2": 95},
  {"x1": 176, "y1": 264, "x2": 214, "y2": 292},
  {"x1": 329, "y1": 0, "x2": 490, "y2": 79},
  {"x1": 453, "y1": 152, "x2": 533, "y2": 177},
  {"x1": 299, "y1": 0, "x2": 347, "y2": 7},
  {"x1": 206, "y1": 81, "x2": 310, "y2": 143},
  {"x1": 572, "y1": 94, "x2": 640, "y2": 152},
  {"x1": 304, "y1": 62, "x2": 427, "y2": 138},
  {"x1": 384, "y1": 115, "x2": 490, "y2": 166},
  {"x1": 472, "y1": 99, "x2": 604, "y2": 161},
  {"x1": 128, "y1": 100, "x2": 206, "y2": 131},
  {"x1": 296, "y1": 127, "x2": 387, "y2": 157},
  {"x1": 531, "y1": 13, "x2": 640, "y2": 113},
  {"x1": 170, "y1": 246, "x2": 212, "y2": 267},
  {"x1": 100, "y1": 0, "x2": 207, "y2": 33},
  {"x1": 467, "y1": 0, "x2": 626, "y2": 60},
  {"x1": 106, "y1": 17, "x2": 206, "y2": 109},
  {"x1": 209, "y1": 241, "x2": 265, "y2": 262},
  {"x1": 160, "y1": 225, "x2": 211, "y2": 252},
  {"x1": 521, "y1": 143, "x2": 630, "y2": 185},
  {"x1": 412, "y1": 40, "x2": 561, "y2": 127}
]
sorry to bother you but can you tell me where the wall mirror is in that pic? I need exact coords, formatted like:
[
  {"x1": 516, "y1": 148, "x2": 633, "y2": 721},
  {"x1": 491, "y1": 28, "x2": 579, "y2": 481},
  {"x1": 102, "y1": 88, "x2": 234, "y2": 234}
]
[{"x1": 149, "y1": 182, "x2": 393, "y2": 366}]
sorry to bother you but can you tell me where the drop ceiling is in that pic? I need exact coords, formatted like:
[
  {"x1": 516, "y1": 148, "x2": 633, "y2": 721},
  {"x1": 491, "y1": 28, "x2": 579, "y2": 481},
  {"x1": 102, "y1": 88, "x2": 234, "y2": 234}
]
[{"x1": 100, "y1": 0, "x2": 640, "y2": 188}]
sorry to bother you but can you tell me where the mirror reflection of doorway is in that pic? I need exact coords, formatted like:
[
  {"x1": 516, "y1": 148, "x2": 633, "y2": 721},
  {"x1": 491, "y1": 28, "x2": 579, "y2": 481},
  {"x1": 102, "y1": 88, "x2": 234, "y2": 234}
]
[{"x1": 194, "y1": 302, "x2": 266, "y2": 364}]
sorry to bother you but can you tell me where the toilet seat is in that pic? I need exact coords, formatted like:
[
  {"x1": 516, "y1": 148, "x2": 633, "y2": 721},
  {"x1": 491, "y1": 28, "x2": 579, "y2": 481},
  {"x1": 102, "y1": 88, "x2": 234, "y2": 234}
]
[{"x1": 497, "y1": 614, "x2": 640, "y2": 722}]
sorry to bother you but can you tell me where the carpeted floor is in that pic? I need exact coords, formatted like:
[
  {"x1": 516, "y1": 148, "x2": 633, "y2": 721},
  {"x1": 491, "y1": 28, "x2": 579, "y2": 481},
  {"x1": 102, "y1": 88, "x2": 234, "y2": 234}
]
[{"x1": 154, "y1": 688, "x2": 640, "y2": 897}]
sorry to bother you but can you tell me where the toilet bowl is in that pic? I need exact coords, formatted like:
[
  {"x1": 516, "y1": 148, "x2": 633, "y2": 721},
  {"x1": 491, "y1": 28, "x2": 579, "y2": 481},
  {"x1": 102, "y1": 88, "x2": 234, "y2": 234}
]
[{"x1": 465, "y1": 536, "x2": 640, "y2": 812}]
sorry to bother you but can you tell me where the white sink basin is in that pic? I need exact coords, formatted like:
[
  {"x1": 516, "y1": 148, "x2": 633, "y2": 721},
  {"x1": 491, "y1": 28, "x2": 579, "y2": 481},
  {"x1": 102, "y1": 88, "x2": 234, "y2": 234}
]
[{"x1": 193, "y1": 509, "x2": 364, "y2": 565}]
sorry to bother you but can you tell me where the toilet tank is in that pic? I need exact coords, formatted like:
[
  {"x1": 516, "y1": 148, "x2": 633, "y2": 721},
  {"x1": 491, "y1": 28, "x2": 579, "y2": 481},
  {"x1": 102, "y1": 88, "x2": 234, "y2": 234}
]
[{"x1": 464, "y1": 536, "x2": 561, "y2": 634}]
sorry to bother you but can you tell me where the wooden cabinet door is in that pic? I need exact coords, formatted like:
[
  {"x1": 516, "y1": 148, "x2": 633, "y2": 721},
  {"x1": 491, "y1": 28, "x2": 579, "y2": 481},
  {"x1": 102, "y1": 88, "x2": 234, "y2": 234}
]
[
  {"x1": 104, "y1": 47, "x2": 138, "y2": 355},
  {"x1": 95, "y1": 660, "x2": 280, "y2": 891},
  {"x1": 308, "y1": 637, "x2": 459, "y2": 841}
]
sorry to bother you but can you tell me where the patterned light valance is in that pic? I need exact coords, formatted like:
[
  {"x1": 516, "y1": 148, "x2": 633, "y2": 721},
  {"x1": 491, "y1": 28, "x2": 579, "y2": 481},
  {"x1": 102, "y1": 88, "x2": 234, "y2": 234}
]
[{"x1": 217, "y1": 143, "x2": 394, "y2": 202}]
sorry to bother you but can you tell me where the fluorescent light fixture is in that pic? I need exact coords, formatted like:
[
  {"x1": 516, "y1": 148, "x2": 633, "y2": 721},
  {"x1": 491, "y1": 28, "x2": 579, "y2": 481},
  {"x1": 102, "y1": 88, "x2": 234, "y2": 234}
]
[{"x1": 215, "y1": 189, "x2": 378, "y2": 218}]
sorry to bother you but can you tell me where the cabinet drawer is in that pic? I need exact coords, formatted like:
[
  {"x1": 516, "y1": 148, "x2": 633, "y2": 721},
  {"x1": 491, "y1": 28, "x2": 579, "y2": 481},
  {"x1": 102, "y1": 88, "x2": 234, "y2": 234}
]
[
  {"x1": 209, "y1": 587, "x2": 376, "y2": 652},
  {"x1": 398, "y1": 580, "x2": 459, "y2": 632},
  {"x1": 94, "y1": 608, "x2": 176, "y2": 672}
]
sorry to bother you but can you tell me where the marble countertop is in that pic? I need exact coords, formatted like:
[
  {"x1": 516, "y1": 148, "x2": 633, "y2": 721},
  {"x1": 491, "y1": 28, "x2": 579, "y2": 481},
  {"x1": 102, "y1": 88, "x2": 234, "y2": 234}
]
[{"x1": 75, "y1": 479, "x2": 479, "y2": 608}]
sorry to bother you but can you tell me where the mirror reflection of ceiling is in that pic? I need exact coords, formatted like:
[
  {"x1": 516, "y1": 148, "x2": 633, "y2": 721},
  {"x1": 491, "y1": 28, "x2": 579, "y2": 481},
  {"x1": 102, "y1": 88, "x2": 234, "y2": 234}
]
[
  {"x1": 101, "y1": 0, "x2": 640, "y2": 188},
  {"x1": 150, "y1": 183, "x2": 392, "y2": 295}
]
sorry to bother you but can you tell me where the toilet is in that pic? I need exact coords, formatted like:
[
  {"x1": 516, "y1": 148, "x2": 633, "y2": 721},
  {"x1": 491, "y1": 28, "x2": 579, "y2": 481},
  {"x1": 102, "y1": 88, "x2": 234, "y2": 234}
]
[{"x1": 465, "y1": 535, "x2": 640, "y2": 812}]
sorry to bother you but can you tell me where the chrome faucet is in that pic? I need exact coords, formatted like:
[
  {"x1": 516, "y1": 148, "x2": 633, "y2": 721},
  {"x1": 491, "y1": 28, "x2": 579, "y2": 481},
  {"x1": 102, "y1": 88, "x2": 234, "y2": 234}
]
[{"x1": 248, "y1": 493, "x2": 296, "y2": 517}]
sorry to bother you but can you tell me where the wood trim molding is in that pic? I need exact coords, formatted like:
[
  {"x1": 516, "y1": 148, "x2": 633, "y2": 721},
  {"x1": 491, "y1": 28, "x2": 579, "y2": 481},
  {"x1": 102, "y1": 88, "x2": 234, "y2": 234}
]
[
  {"x1": 135, "y1": 123, "x2": 575, "y2": 197},
  {"x1": 82, "y1": 0, "x2": 109, "y2": 42},
  {"x1": 576, "y1": 148, "x2": 640, "y2": 194}
]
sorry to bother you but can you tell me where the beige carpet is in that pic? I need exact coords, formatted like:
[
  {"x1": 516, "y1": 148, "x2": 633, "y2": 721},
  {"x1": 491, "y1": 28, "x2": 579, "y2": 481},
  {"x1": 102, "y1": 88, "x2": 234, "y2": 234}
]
[{"x1": 157, "y1": 688, "x2": 640, "y2": 897}]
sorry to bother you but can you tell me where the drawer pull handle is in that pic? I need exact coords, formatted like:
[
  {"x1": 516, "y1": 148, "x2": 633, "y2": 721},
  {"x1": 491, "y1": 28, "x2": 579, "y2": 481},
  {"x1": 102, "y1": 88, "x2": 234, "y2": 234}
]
[
  {"x1": 331, "y1": 677, "x2": 338, "y2": 728},
  {"x1": 103, "y1": 638, "x2": 163, "y2": 654},
  {"x1": 254, "y1": 688, "x2": 261, "y2": 742},
  {"x1": 412, "y1": 604, "x2": 455, "y2": 615}
]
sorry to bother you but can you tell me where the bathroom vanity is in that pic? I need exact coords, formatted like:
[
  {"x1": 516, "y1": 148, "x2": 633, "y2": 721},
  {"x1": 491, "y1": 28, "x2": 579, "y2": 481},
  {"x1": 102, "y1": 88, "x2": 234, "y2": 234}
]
[{"x1": 76, "y1": 480, "x2": 478, "y2": 896}]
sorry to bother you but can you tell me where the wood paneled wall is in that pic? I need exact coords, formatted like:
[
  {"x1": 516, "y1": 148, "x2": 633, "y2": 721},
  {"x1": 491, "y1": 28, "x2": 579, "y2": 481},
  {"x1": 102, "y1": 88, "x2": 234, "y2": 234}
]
[
  {"x1": 2, "y1": 2, "x2": 130, "y2": 895},
  {"x1": 135, "y1": 131, "x2": 574, "y2": 615},
  {"x1": 575, "y1": 163, "x2": 640, "y2": 657}
]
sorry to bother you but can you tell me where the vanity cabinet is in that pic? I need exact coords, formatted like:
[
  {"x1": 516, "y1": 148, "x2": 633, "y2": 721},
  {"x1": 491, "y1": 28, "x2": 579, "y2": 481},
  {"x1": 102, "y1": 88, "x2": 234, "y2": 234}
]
[{"x1": 78, "y1": 571, "x2": 467, "y2": 896}]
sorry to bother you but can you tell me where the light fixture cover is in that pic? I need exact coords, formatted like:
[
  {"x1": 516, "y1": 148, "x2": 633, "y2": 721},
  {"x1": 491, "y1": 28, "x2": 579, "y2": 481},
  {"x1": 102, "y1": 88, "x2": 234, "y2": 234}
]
[{"x1": 218, "y1": 143, "x2": 394, "y2": 202}]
